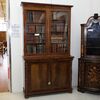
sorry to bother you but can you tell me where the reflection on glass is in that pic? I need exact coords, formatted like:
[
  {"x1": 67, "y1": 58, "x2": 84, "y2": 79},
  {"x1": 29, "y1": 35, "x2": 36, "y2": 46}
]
[
  {"x1": 86, "y1": 15, "x2": 100, "y2": 55},
  {"x1": 27, "y1": 11, "x2": 45, "y2": 23},
  {"x1": 26, "y1": 11, "x2": 46, "y2": 54},
  {"x1": 51, "y1": 11, "x2": 68, "y2": 53}
]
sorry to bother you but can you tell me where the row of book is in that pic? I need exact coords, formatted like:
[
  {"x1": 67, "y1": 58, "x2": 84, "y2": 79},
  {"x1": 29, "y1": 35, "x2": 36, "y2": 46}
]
[
  {"x1": 26, "y1": 24, "x2": 45, "y2": 33},
  {"x1": 51, "y1": 43, "x2": 67, "y2": 53},
  {"x1": 26, "y1": 43, "x2": 67, "y2": 54},
  {"x1": 27, "y1": 44, "x2": 45, "y2": 54},
  {"x1": 27, "y1": 34, "x2": 45, "y2": 44}
]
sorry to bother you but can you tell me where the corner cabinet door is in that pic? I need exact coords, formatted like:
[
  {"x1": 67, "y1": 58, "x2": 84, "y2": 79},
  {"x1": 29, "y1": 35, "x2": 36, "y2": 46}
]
[
  {"x1": 50, "y1": 60, "x2": 72, "y2": 91},
  {"x1": 84, "y1": 62, "x2": 100, "y2": 90},
  {"x1": 25, "y1": 62, "x2": 48, "y2": 94}
]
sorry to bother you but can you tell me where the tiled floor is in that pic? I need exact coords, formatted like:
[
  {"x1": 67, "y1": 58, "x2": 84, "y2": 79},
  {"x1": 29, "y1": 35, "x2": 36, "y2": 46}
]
[{"x1": 0, "y1": 89, "x2": 99, "y2": 100}]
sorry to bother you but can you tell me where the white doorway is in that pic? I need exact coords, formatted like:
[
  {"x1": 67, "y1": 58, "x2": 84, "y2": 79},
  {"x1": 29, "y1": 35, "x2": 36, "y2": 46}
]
[{"x1": 0, "y1": 0, "x2": 11, "y2": 92}]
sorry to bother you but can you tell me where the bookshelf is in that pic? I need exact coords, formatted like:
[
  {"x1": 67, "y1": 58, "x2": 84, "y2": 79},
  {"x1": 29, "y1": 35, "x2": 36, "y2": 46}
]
[{"x1": 22, "y1": 2, "x2": 73, "y2": 98}]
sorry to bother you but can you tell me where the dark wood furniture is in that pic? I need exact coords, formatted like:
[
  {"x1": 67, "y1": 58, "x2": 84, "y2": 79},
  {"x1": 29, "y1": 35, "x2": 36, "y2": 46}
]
[
  {"x1": 78, "y1": 14, "x2": 100, "y2": 93},
  {"x1": 0, "y1": 41, "x2": 7, "y2": 57},
  {"x1": 22, "y1": 2, "x2": 73, "y2": 98},
  {"x1": 0, "y1": 32, "x2": 6, "y2": 42},
  {"x1": 0, "y1": 42, "x2": 3, "y2": 57},
  {"x1": 0, "y1": 32, "x2": 7, "y2": 57}
]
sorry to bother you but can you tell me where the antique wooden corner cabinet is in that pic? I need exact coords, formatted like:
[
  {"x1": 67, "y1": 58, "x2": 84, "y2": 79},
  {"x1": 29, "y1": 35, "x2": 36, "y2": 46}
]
[
  {"x1": 22, "y1": 2, "x2": 73, "y2": 98},
  {"x1": 78, "y1": 14, "x2": 100, "y2": 93}
]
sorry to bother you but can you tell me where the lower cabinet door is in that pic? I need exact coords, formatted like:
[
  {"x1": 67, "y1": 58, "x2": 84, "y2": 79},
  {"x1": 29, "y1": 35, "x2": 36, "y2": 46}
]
[
  {"x1": 51, "y1": 61, "x2": 72, "y2": 91},
  {"x1": 84, "y1": 62, "x2": 100, "y2": 91},
  {"x1": 30, "y1": 63, "x2": 48, "y2": 91},
  {"x1": 78, "y1": 58, "x2": 100, "y2": 93},
  {"x1": 25, "y1": 62, "x2": 49, "y2": 97}
]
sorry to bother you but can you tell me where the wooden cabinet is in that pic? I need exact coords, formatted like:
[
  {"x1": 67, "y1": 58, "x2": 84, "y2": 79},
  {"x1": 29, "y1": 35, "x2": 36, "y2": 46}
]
[
  {"x1": 22, "y1": 2, "x2": 73, "y2": 98},
  {"x1": 78, "y1": 14, "x2": 100, "y2": 93}
]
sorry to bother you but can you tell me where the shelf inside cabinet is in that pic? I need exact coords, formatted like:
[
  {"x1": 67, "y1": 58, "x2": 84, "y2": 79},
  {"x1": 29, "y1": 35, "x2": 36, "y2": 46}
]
[
  {"x1": 51, "y1": 43, "x2": 67, "y2": 53},
  {"x1": 26, "y1": 43, "x2": 45, "y2": 54},
  {"x1": 86, "y1": 47, "x2": 100, "y2": 55},
  {"x1": 26, "y1": 24, "x2": 45, "y2": 33},
  {"x1": 51, "y1": 22, "x2": 67, "y2": 33},
  {"x1": 86, "y1": 38, "x2": 100, "y2": 47}
]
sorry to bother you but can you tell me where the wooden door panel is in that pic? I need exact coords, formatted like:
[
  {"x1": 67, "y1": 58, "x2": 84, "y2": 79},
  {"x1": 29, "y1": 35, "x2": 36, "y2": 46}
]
[
  {"x1": 51, "y1": 61, "x2": 70, "y2": 89},
  {"x1": 31, "y1": 63, "x2": 48, "y2": 91},
  {"x1": 85, "y1": 63, "x2": 100, "y2": 89}
]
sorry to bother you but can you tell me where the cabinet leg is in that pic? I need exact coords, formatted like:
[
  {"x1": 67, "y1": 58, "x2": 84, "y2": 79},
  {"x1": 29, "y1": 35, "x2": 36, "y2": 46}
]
[
  {"x1": 77, "y1": 88, "x2": 85, "y2": 93},
  {"x1": 24, "y1": 94, "x2": 29, "y2": 98}
]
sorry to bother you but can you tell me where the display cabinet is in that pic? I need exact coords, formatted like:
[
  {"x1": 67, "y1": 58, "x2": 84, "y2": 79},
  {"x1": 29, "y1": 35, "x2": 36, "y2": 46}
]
[
  {"x1": 78, "y1": 14, "x2": 100, "y2": 93},
  {"x1": 22, "y1": 2, "x2": 73, "y2": 98}
]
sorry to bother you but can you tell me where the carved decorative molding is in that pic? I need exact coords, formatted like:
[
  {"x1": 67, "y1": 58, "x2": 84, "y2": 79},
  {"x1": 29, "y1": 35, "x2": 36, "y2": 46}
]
[{"x1": 86, "y1": 63, "x2": 100, "y2": 88}]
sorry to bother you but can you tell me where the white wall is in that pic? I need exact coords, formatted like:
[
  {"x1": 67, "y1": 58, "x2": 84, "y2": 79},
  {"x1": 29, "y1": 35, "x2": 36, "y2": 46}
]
[
  {"x1": 0, "y1": 21, "x2": 7, "y2": 31},
  {"x1": 9, "y1": 0, "x2": 100, "y2": 92}
]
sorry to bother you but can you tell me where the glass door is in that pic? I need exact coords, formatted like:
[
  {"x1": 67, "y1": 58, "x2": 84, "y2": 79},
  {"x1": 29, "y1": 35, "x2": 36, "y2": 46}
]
[
  {"x1": 50, "y1": 11, "x2": 68, "y2": 53},
  {"x1": 25, "y1": 10, "x2": 46, "y2": 54},
  {"x1": 86, "y1": 15, "x2": 100, "y2": 56}
]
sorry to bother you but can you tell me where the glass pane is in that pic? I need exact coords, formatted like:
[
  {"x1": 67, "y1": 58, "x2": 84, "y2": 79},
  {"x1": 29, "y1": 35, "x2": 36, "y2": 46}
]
[
  {"x1": 25, "y1": 11, "x2": 46, "y2": 54},
  {"x1": 27, "y1": 11, "x2": 45, "y2": 23},
  {"x1": 86, "y1": 19, "x2": 100, "y2": 55},
  {"x1": 51, "y1": 12, "x2": 68, "y2": 53}
]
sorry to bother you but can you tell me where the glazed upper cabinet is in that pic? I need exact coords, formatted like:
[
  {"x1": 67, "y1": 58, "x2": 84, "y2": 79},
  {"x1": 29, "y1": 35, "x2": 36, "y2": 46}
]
[
  {"x1": 24, "y1": 3, "x2": 71, "y2": 55},
  {"x1": 22, "y1": 2, "x2": 73, "y2": 98},
  {"x1": 80, "y1": 15, "x2": 100, "y2": 57},
  {"x1": 78, "y1": 14, "x2": 100, "y2": 93}
]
